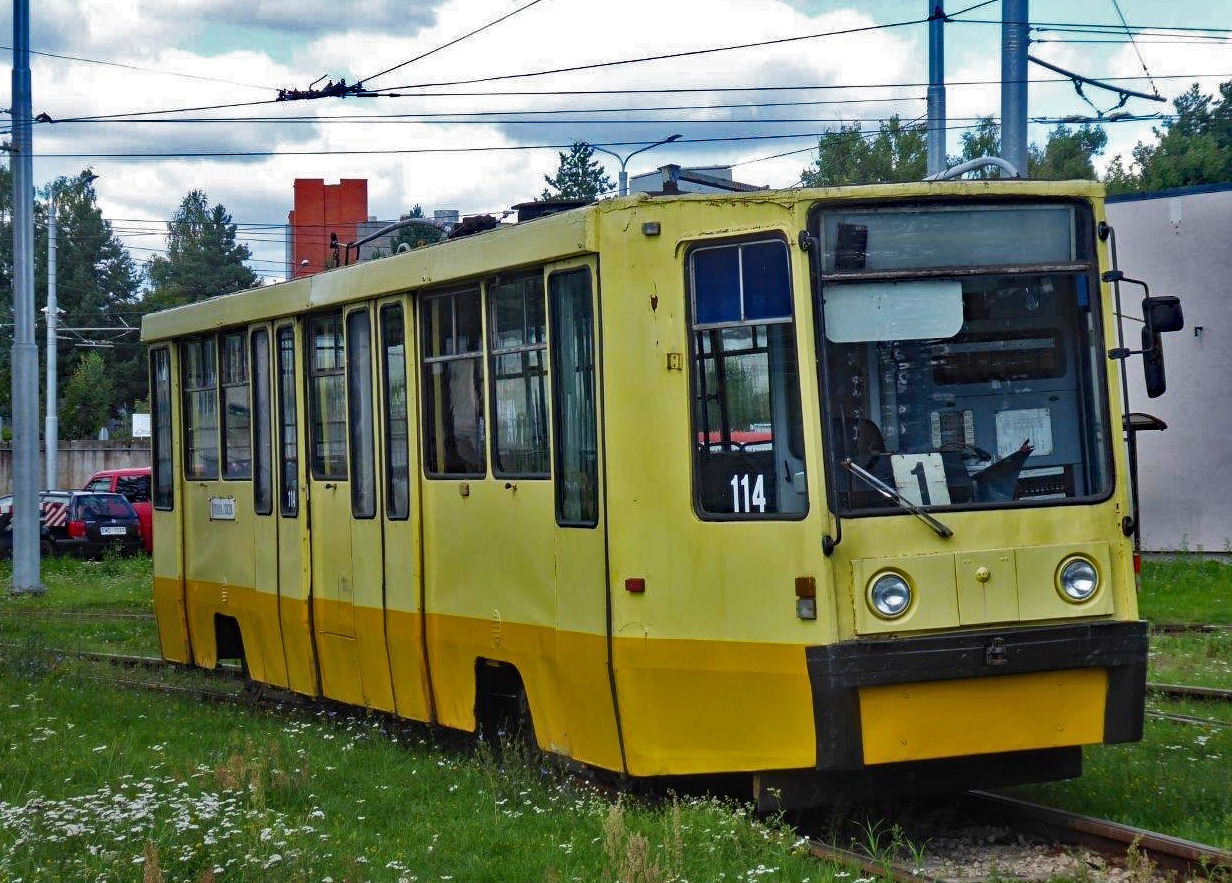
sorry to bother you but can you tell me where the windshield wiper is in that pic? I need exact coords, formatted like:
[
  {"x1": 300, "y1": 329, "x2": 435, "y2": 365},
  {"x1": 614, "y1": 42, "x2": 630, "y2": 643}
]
[{"x1": 841, "y1": 458, "x2": 953, "y2": 539}]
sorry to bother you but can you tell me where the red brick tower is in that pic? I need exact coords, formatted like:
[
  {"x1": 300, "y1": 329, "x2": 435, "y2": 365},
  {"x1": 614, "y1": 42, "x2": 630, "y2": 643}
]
[{"x1": 287, "y1": 179, "x2": 368, "y2": 278}]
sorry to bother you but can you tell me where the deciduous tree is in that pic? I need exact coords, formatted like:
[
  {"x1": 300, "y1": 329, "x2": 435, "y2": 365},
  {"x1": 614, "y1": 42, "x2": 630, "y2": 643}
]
[
  {"x1": 1105, "y1": 81, "x2": 1232, "y2": 193},
  {"x1": 60, "y1": 351, "x2": 114, "y2": 439},
  {"x1": 799, "y1": 115, "x2": 927, "y2": 186}
]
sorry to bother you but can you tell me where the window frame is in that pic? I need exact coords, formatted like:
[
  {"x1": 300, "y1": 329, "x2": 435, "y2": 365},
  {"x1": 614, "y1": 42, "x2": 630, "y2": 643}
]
[
  {"x1": 150, "y1": 346, "x2": 174, "y2": 510},
  {"x1": 306, "y1": 312, "x2": 349, "y2": 482},
  {"x1": 685, "y1": 235, "x2": 809, "y2": 522},
  {"x1": 346, "y1": 307, "x2": 377, "y2": 520},
  {"x1": 251, "y1": 327, "x2": 274, "y2": 516},
  {"x1": 420, "y1": 285, "x2": 487, "y2": 479},
  {"x1": 276, "y1": 324, "x2": 300, "y2": 517},
  {"x1": 219, "y1": 330, "x2": 253, "y2": 481},
  {"x1": 808, "y1": 196, "x2": 1116, "y2": 515},
  {"x1": 487, "y1": 271, "x2": 550, "y2": 479},
  {"x1": 380, "y1": 302, "x2": 411, "y2": 521},
  {"x1": 548, "y1": 267, "x2": 599, "y2": 528},
  {"x1": 180, "y1": 336, "x2": 219, "y2": 482}
]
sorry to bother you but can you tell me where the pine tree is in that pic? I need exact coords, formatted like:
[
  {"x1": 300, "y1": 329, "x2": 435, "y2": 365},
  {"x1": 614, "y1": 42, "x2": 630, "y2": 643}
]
[
  {"x1": 144, "y1": 190, "x2": 258, "y2": 312},
  {"x1": 541, "y1": 142, "x2": 614, "y2": 200}
]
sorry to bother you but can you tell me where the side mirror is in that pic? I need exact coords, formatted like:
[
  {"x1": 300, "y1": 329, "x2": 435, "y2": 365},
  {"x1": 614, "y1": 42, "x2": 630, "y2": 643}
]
[
  {"x1": 1142, "y1": 326, "x2": 1166, "y2": 398},
  {"x1": 1144, "y1": 295, "x2": 1184, "y2": 334}
]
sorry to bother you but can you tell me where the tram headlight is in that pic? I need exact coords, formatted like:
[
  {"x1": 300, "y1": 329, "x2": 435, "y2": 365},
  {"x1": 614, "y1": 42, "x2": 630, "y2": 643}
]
[
  {"x1": 868, "y1": 572, "x2": 912, "y2": 619},
  {"x1": 1057, "y1": 557, "x2": 1099, "y2": 602}
]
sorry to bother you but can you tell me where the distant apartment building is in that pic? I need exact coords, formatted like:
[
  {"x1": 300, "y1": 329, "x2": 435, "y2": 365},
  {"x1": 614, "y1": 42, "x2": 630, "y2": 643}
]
[{"x1": 629, "y1": 164, "x2": 767, "y2": 195}]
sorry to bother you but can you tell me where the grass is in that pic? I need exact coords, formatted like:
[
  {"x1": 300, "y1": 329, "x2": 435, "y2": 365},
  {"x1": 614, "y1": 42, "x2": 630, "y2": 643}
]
[
  {"x1": 0, "y1": 656, "x2": 838, "y2": 882},
  {"x1": 2, "y1": 554, "x2": 1231, "y2": 880},
  {"x1": 1148, "y1": 631, "x2": 1232, "y2": 689},
  {"x1": 1138, "y1": 557, "x2": 1232, "y2": 624},
  {"x1": 0, "y1": 557, "x2": 841, "y2": 882}
]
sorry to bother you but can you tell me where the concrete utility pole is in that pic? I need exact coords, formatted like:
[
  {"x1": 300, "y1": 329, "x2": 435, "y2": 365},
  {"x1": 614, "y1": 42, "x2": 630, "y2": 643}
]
[
  {"x1": 592, "y1": 134, "x2": 682, "y2": 197},
  {"x1": 1001, "y1": 0, "x2": 1029, "y2": 177},
  {"x1": 926, "y1": 2, "x2": 947, "y2": 177},
  {"x1": 11, "y1": 0, "x2": 43, "y2": 594}
]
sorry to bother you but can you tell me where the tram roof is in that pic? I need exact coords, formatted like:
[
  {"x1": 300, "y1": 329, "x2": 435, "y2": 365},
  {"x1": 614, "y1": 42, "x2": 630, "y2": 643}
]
[{"x1": 141, "y1": 178, "x2": 1104, "y2": 343}]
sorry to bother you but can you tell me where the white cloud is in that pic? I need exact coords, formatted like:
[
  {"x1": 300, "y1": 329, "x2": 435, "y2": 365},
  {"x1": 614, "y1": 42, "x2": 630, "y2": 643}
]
[{"x1": 7, "y1": 1, "x2": 1226, "y2": 281}]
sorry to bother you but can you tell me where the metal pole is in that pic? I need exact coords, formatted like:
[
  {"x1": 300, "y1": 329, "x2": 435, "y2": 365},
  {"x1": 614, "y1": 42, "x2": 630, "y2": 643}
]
[
  {"x1": 926, "y1": 2, "x2": 947, "y2": 177},
  {"x1": 11, "y1": 0, "x2": 44, "y2": 593},
  {"x1": 593, "y1": 134, "x2": 681, "y2": 198},
  {"x1": 46, "y1": 190, "x2": 57, "y2": 490},
  {"x1": 1001, "y1": 0, "x2": 1029, "y2": 177}
]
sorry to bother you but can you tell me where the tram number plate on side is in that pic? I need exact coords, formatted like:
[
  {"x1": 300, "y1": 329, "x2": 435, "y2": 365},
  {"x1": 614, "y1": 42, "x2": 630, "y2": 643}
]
[
  {"x1": 100, "y1": 526, "x2": 126, "y2": 536},
  {"x1": 730, "y1": 473, "x2": 767, "y2": 514},
  {"x1": 890, "y1": 453, "x2": 951, "y2": 507},
  {"x1": 209, "y1": 497, "x2": 237, "y2": 521}
]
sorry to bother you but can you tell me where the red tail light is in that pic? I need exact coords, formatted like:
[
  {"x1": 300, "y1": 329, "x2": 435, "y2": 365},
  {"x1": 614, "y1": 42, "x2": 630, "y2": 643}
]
[
  {"x1": 68, "y1": 520, "x2": 87, "y2": 538},
  {"x1": 1133, "y1": 552, "x2": 1142, "y2": 574}
]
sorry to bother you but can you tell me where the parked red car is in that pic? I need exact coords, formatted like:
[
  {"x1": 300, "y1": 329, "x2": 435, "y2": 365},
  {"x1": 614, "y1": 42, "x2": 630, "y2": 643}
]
[{"x1": 83, "y1": 467, "x2": 152, "y2": 553}]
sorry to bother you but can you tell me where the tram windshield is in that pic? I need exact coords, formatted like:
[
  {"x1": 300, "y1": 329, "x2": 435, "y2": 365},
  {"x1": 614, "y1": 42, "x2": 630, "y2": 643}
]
[{"x1": 816, "y1": 202, "x2": 1112, "y2": 514}]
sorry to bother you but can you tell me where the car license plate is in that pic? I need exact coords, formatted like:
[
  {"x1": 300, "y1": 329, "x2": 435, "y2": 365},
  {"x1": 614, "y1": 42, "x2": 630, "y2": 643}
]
[{"x1": 100, "y1": 526, "x2": 126, "y2": 536}]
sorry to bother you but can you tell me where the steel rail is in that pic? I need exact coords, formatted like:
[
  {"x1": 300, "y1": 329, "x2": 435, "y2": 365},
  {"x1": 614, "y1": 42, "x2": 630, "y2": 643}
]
[
  {"x1": 1151, "y1": 623, "x2": 1232, "y2": 635},
  {"x1": 1147, "y1": 709, "x2": 1232, "y2": 728},
  {"x1": 1149, "y1": 682, "x2": 1232, "y2": 702},
  {"x1": 964, "y1": 791, "x2": 1232, "y2": 878},
  {"x1": 807, "y1": 840, "x2": 947, "y2": 883}
]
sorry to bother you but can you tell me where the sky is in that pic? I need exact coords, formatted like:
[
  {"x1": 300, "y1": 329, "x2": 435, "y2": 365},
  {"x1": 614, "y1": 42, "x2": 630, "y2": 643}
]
[{"x1": 5, "y1": 0, "x2": 1232, "y2": 284}]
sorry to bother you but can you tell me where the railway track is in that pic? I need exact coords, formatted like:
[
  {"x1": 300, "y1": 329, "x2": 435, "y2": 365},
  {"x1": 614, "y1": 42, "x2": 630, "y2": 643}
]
[
  {"x1": 33, "y1": 647, "x2": 1232, "y2": 881},
  {"x1": 1151, "y1": 623, "x2": 1232, "y2": 635},
  {"x1": 962, "y1": 791, "x2": 1232, "y2": 880}
]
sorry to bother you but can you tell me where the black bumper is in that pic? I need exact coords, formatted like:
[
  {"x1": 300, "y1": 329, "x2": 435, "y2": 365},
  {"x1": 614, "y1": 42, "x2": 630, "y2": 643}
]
[{"x1": 805, "y1": 620, "x2": 1148, "y2": 770}]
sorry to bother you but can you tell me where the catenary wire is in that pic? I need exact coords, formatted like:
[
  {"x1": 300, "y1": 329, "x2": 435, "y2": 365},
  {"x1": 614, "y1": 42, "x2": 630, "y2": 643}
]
[
  {"x1": 358, "y1": 0, "x2": 553, "y2": 87},
  {"x1": 31, "y1": 115, "x2": 1173, "y2": 160}
]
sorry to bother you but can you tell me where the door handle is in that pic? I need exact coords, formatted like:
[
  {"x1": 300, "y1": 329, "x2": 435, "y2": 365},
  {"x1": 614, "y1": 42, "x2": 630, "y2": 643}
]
[{"x1": 324, "y1": 482, "x2": 337, "y2": 490}]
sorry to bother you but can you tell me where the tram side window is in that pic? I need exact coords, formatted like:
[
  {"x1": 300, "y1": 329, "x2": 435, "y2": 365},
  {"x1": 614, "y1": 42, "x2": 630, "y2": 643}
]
[
  {"x1": 549, "y1": 269, "x2": 598, "y2": 527},
  {"x1": 251, "y1": 329, "x2": 273, "y2": 515},
  {"x1": 347, "y1": 310, "x2": 377, "y2": 518},
  {"x1": 151, "y1": 347, "x2": 173, "y2": 510},
  {"x1": 689, "y1": 239, "x2": 807, "y2": 518},
  {"x1": 421, "y1": 288, "x2": 486, "y2": 477},
  {"x1": 308, "y1": 314, "x2": 348, "y2": 480},
  {"x1": 276, "y1": 325, "x2": 299, "y2": 516},
  {"x1": 489, "y1": 273, "x2": 549, "y2": 477},
  {"x1": 181, "y1": 337, "x2": 219, "y2": 480},
  {"x1": 381, "y1": 304, "x2": 411, "y2": 520},
  {"x1": 220, "y1": 331, "x2": 252, "y2": 480}
]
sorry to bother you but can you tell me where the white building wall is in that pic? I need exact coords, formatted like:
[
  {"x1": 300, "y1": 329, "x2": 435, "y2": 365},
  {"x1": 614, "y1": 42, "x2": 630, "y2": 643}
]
[{"x1": 1106, "y1": 185, "x2": 1232, "y2": 552}]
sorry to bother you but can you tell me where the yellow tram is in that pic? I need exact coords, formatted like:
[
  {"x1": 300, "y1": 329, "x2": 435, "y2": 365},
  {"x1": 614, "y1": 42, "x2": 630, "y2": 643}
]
[{"x1": 143, "y1": 179, "x2": 1181, "y2": 806}]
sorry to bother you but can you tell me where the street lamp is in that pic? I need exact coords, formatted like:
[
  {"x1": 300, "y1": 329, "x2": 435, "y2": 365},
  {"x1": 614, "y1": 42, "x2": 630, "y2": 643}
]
[
  {"x1": 46, "y1": 170, "x2": 98, "y2": 489},
  {"x1": 592, "y1": 133, "x2": 682, "y2": 197}
]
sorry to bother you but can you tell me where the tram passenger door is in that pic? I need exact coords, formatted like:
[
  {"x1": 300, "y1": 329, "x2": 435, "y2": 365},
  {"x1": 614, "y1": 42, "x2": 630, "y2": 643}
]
[
  {"x1": 548, "y1": 264, "x2": 622, "y2": 769},
  {"x1": 274, "y1": 323, "x2": 318, "y2": 696},
  {"x1": 376, "y1": 298, "x2": 431, "y2": 721},
  {"x1": 305, "y1": 309, "x2": 395, "y2": 711}
]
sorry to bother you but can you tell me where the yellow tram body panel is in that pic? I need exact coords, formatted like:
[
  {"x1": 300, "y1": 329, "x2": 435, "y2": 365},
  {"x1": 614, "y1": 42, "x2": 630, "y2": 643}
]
[
  {"x1": 144, "y1": 180, "x2": 1149, "y2": 791},
  {"x1": 858, "y1": 668, "x2": 1109, "y2": 765}
]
